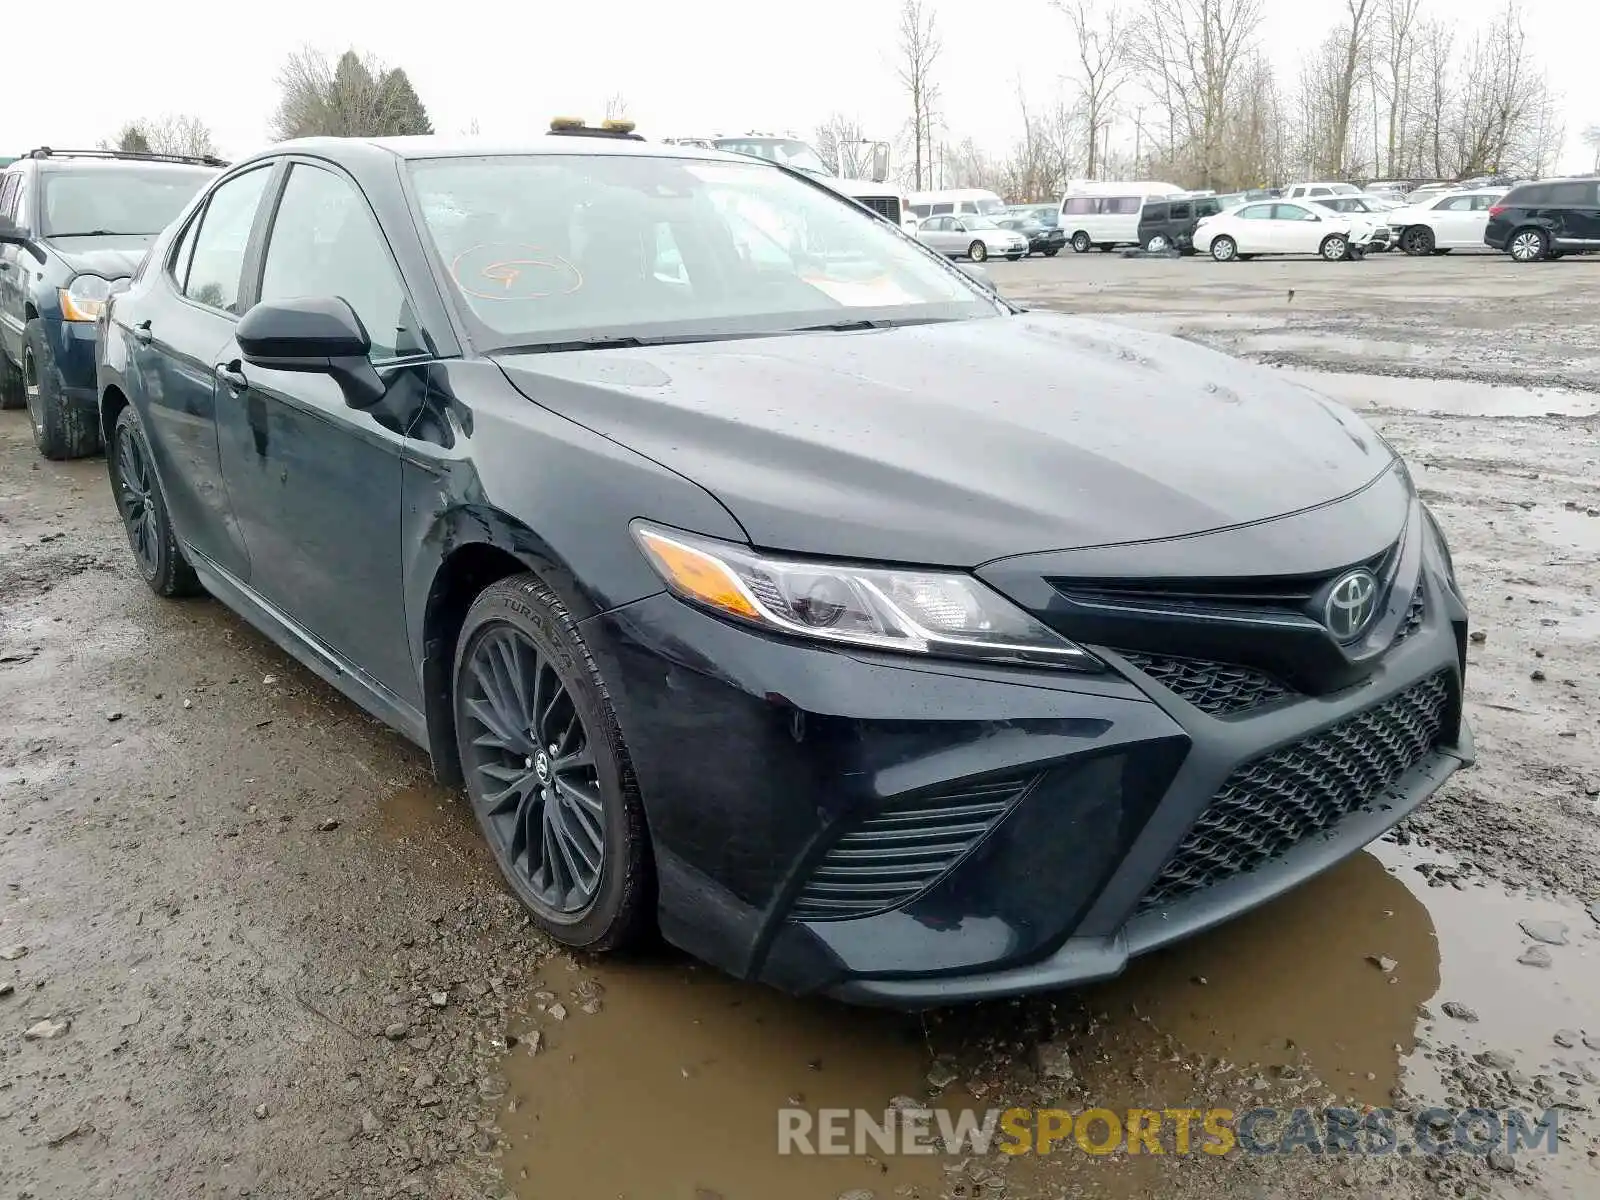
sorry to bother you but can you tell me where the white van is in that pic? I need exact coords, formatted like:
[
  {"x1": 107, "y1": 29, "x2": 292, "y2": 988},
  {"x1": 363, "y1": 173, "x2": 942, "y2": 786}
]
[
  {"x1": 907, "y1": 188, "x2": 1007, "y2": 220},
  {"x1": 1058, "y1": 181, "x2": 1184, "y2": 252}
]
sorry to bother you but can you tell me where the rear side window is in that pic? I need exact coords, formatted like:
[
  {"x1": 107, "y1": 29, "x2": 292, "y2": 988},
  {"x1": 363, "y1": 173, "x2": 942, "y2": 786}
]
[
  {"x1": 1170, "y1": 202, "x2": 1192, "y2": 220},
  {"x1": 1110, "y1": 196, "x2": 1140, "y2": 214},
  {"x1": 931, "y1": 202, "x2": 952, "y2": 215},
  {"x1": 1142, "y1": 203, "x2": 1167, "y2": 221},
  {"x1": 183, "y1": 167, "x2": 272, "y2": 315},
  {"x1": 1544, "y1": 181, "x2": 1598, "y2": 206},
  {"x1": 1508, "y1": 185, "x2": 1548, "y2": 206}
]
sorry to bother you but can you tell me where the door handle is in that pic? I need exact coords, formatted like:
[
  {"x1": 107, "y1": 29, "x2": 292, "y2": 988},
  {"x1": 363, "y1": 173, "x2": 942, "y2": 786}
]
[
  {"x1": 216, "y1": 361, "x2": 248, "y2": 392},
  {"x1": 132, "y1": 320, "x2": 153, "y2": 344}
]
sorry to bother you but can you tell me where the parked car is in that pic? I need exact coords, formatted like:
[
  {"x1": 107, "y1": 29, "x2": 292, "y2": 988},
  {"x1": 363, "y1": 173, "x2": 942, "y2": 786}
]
[
  {"x1": 0, "y1": 147, "x2": 222, "y2": 458},
  {"x1": 96, "y1": 122, "x2": 1472, "y2": 1007},
  {"x1": 916, "y1": 213, "x2": 1027, "y2": 261},
  {"x1": 1135, "y1": 195, "x2": 1225, "y2": 253},
  {"x1": 1385, "y1": 188, "x2": 1503, "y2": 255},
  {"x1": 1194, "y1": 200, "x2": 1373, "y2": 262},
  {"x1": 994, "y1": 214, "x2": 1066, "y2": 256},
  {"x1": 1005, "y1": 203, "x2": 1061, "y2": 230},
  {"x1": 1307, "y1": 196, "x2": 1401, "y2": 251},
  {"x1": 1484, "y1": 178, "x2": 1600, "y2": 262},
  {"x1": 1059, "y1": 183, "x2": 1185, "y2": 252},
  {"x1": 1282, "y1": 182, "x2": 1363, "y2": 201}
]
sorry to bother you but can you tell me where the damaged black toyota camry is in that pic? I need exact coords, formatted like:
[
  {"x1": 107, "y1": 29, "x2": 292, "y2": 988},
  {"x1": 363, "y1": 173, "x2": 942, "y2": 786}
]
[{"x1": 96, "y1": 121, "x2": 1472, "y2": 1007}]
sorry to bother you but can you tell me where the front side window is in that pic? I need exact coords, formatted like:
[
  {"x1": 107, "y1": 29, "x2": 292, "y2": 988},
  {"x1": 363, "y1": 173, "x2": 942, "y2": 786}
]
[
  {"x1": 39, "y1": 165, "x2": 216, "y2": 238},
  {"x1": 184, "y1": 167, "x2": 272, "y2": 314},
  {"x1": 409, "y1": 154, "x2": 997, "y2": 349},
  {"x1": 1273, "y1": 204, "x2": 1315, "y2": 221},
  {"x1": 259, "y1": 163, "x2": 420, "y2": 361},
  {"x1": 1436, "y1": 196, "x2": 1474, "y2": 211}
]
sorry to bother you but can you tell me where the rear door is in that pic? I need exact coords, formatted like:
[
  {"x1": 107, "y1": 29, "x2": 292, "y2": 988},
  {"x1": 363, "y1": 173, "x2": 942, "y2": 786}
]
[
  {"x1": 0, "y1": 170, "x2": 27, "y2": 366},
  {"x1": 1543, "y1": 180, "x2": 1600, "y2": 246},
  {"x1": 1230, "y1": 203, "x2": 1276, "y2": 252},
  {"x1": 214, "y1": 158, "x2": 426, "y2": 704}
]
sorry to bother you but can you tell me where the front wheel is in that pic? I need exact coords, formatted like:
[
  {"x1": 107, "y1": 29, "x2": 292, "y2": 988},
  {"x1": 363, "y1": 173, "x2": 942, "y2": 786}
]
[
  {"x1": 1509, "y1": 228, "x2": 1548, "y2": 262},
  {"x1": 1402, "y1": 226, "x2": 1434, "y2": 256},
  {"x1": 24, "y1": 319, "x2": 101, "y2": 460},
  {"x1": 968, "y1": 241, "x2": 988, "y2": 262},
  {"x1": 1071, "y1": 231, "x2": 1092, "y2": 253},
  {"x1": 454, "y1": 575, "x2": 653, "y2": 951},
  {"x1": 1042, "y1": 247, "x2": 1060, "y2": 257},
  {"x1": 110, "y1": 405, "x2": 202, "y2": 598},
  {"x1": 1210, "y1": 236, "x2": 1238, "y2": 263},
  {"x1": 1320, "y1": 234, "x2": 1350, "y2": 261},
  {"x1": 1143, "y1": 234, "x2": 1169, "y2": 253}
]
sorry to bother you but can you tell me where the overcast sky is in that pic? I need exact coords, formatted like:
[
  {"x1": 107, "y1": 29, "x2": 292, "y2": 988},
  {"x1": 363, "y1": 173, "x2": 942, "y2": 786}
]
[{"x1": 6, "y1": 0, "x2": 1596, "y2": 175}]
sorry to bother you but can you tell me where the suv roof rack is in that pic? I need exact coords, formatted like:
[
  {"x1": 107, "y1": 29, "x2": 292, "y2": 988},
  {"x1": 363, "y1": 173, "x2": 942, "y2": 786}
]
[
  {"x1": 25, "y1": 146, "x2": 229, "y2": 168},
  {"x1": 546, "y1": 118, "x2": 644, "y2": 142}
]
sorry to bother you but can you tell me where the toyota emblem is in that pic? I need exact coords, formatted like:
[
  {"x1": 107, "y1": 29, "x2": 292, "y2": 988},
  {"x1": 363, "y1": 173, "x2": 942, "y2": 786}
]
[{"x1": 1324, "y1": 569, "x2": 1379, "y2": 640}]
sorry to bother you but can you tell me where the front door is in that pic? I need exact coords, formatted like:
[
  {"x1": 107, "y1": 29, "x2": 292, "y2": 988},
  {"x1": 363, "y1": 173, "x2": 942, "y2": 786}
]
[
  {"x1": 0, "y1": 171, "x2": 27, "y2": 367},
  {"x1": 1269, "y1": 203, "x2": 1321, "y2": 254},
  {"x1": 215, "y1": 159, "x2": 427, "y2": 707}
]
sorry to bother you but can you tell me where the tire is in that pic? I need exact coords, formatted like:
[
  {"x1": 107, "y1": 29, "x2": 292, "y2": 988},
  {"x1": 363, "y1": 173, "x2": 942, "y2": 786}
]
[
  {"x1": 453, "y1": 574, "x2": 653, "y2": 952},
  {"x1": 1210, "y1": 236, "x2": 1238, "y2": 263},
  {"x1": 1006, "y1": 253, "x2": 1024, "y2": 261},
  {"x1": 1320, "y1": 234, "x2": 1350, "y2": 262},
  {"x1": 1401, "y1": 225, "x2": 1434, "y2": 256},
  {"x1": 1071, "y1": 231, "x2": 1092, "y2": 253},
  {"x1": 1143, "y1": 234, "x2": 1169, "y2": 253},
  {"x1": 1097, "y1": 243, "x2": 1114, "y2": 252},
  {"x1": 24, "y1": 319, "x2": 100, "y2": 460},
  {"x1": 1508, "y1": 228, "x2": 1547, "y2": 262},
  {"x1": 968, "y1": 241, "x2": 988, "y2": 262},
  {"x1": 1042, "y1": 247, "x2": 1060, "y2": 257},
  {"x1": 109, "y1": 405, "x2": 202, "y2": 598},
  {"x1": 0, "y1": 348, "x2": 24, "y2": 411}
]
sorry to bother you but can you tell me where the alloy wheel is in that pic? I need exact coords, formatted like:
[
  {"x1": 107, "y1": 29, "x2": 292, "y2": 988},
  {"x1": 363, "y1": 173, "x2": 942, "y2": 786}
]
[
  {"x1": 1211, "y1": 237, "x2": 1236, "y2": 262},
  {"x1": 969, "y1": 241, "x2": 988, "y2": 262},
  {"x1": 114, "y1": 423, "x2": 160, "y2": 577},
  {"x1": 1322, "y1": 236, "x2": 1349, "y2": 261},
  {"x1": 1146, "y1": 234, "x2": 1168, "y2": 252},
  {"x1": 22, "y1": 348, "x2": 41, "y2": 441},
  {"x1": 458, "y1": 626, "x2": 606, "y2": 916},
  {"x1": 1072, "y1": 232, "x2": 1092, "y2": 253},
  {"x1": 1510, "y1": 231, "x2": 1545, "y2": 262}
]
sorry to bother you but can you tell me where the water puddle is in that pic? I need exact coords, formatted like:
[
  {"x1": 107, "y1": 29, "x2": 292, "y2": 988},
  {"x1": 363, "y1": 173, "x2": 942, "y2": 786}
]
[
  {"x1": 1281, "y1": 369, "x2": 1600, "y2": 419},
  {"x1": 1526, "y1": 508, "x2": 1600, "y2": 556},
  {"x1": 369, "y1": 769, "x2": 1600, "y2": 1198}
]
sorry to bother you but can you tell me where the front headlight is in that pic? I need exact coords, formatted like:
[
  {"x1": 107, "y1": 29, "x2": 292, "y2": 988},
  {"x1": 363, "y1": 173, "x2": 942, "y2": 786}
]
[
  {"x1": 632, "y1": 523, "x2": 1100, "y2": 670},
  {"x1": 59, "y1": 274, "x2": 114, "y2": 323}
]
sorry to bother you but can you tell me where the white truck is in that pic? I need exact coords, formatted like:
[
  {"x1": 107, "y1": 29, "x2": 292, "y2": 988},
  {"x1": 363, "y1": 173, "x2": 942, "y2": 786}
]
[{"x1": 661, "y1": 133, "x2": 917, "y2": 232}]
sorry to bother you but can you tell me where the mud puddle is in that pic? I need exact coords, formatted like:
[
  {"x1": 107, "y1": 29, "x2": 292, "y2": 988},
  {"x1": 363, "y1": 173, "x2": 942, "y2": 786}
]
[
  {"x1": 1279, "y1": 369, "x2": 1600, "y2": 419},
  {"x1": 464, "y1": 829, "x2": 1600, "y2": 1199}
]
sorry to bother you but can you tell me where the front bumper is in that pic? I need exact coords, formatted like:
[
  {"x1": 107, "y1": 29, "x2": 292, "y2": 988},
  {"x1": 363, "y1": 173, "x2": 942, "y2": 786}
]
[
  {"x1": 47, "y1": 316, "x2": 101, "y2": 394},
  {"x1": 1030, "y1": 232, "x2": 1068, "y2": 253},
  {"x1": 581, "y1": 546, "x2": 1472, "y2": 1008}
]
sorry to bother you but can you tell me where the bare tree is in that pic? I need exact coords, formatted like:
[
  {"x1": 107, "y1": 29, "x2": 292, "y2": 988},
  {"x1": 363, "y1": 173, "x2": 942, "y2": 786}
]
[
  {"x1": 1584, "y1": 125, "x2": 1600, "y2": 173},
  {"x1": 1129, "y1": 0, "x2": 1265, "y2": 187},
  {"x1": 1411, "y1": 18, "x2": 1454, "y2": 176},
  {"x1": 895, "y1": 0, "x2": 942, "y2": 190},
  {"x1": 1055, "y1": 0, "x2": 1131, "y2": 179},
  {"x1": 813, "y1": 113, "x2": 866, "y2": 176},
  {"x1": 109, "y1": 124, "x2": 152, "y2": 154},
  {"x1": 142, "y1": 115, "x2": 219, "y2": 158},
  {"x1": 604, "y1": 93, "x2": 630, "y2": 121},
  {"x1": 1375, "y1": 0, "x2": 1422, "y2": 176}
]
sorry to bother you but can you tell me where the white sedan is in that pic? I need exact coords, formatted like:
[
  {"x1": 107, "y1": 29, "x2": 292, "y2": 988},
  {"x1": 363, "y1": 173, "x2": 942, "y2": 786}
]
[{"x1": 1193, "y1": 200, "x2": 1374, "y2": 262}]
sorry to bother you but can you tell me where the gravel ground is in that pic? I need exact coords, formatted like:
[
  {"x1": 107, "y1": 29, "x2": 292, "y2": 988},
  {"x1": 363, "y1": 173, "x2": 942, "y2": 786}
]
[{"x1": 2, "y1": 248, "x2": 1597, "y2": 1200}]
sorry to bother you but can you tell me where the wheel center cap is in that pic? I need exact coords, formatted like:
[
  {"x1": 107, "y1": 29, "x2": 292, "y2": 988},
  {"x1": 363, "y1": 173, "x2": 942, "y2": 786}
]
[{"x1": 533, "y1": 751, "x2": 551, "y2": 783}]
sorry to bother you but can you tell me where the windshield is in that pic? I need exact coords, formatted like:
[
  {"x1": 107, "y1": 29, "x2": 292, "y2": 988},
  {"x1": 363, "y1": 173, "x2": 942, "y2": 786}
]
[
  {"x1": 40, "y1": 165, "x2": 216, "y2": 237},
  {"x1": 409, "y1": 153, "x2": 998, "y2": 349},
  {"x1": 711, "y1": 138, "x2": 834, "y2": 178}
]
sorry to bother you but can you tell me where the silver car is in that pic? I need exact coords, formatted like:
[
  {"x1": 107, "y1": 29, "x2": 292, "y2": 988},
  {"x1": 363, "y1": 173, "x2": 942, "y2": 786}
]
[{"x1": 915, "y1": 214, "x2": 1028, "y2": 262}]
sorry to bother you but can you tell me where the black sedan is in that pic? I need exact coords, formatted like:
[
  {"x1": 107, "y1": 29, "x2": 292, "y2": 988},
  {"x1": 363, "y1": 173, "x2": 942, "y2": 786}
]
[
  {"x1": 995, "y1": 214, "x2": 1066, "y2": 256},
  {"x1": 96, "y1": 125, "x2": 1473, "y2": 1007}
]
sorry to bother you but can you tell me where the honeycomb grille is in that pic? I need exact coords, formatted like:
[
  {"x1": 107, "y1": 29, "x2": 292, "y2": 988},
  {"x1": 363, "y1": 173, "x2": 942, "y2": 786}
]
[
  {"x1": 1138, "y1": 672, "x2": 1451, "y2": 911},
  {"x1": 1119, "y1": 652, "x2": 1294, "y2": 715},
  {"x1": 791, "y1": 774, "x2": 1036, "y2": 921},
  {"x1": 1394, "y1": 582, "x2": 1425, "y2": 644}
]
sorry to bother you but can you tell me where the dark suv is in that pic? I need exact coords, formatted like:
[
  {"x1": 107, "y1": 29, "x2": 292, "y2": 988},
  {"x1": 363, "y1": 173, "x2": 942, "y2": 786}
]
[
  {"x1": 1137, "y1": 196, "x2": 1224, "y2": 253},
  {"x1": 0, "y1": 148, "x2": 221, "y2": 458},
  {"x1": 1484, "y1": 178, "x2": 1600, "y2": 262}
]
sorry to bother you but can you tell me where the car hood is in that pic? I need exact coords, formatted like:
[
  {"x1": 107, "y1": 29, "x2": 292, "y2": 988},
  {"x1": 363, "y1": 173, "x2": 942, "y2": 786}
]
[
  {"x1": 42, "y1": 234, "x2": 154, "y2": 280},
  {"x1": 495, "y1": 312, "x2": 1397, "y2": 566}
]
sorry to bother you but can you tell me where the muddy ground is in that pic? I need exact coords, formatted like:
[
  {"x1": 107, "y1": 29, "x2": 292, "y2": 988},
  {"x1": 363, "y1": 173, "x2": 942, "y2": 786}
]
[{"x1": 2, "y1": 249, "x2": 1598, "y2": 1200}]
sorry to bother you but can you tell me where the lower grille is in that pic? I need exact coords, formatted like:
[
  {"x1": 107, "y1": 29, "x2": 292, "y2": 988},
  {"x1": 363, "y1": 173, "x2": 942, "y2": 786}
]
[
  {"x1": 791, "y1": 774, "x2": 1036, "y2": 921},
  {"x1": 1138, "y1": 671, "x2": 1451, "y2": 911},
  {"x1": 857, "y1": 195, "x2": 902, "y2": 225},
  {"x1": 1120, "y1": 651, "x2": 1293, "y2": 715}
]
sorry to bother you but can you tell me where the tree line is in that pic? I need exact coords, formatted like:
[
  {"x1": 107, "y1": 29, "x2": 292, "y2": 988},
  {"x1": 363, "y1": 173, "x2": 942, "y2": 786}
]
[
  {"x1": 107, "y1": 47, "x2": 434, "y2": 158},
  {"x1": 889, "y1": 0, "x2": 1577, "y2": 199}
]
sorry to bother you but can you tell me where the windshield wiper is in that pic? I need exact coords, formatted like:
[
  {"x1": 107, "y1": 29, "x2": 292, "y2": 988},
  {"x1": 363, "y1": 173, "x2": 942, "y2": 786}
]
[
  {"x1": 494, "y1": 331, "x2": 771, "y2": 355},
  {"x1": 790, "y1": 316, "x2": 955, "y2": 333},
  {"x1": 47, "y1": 229, "x2": 144, "y2": 238}
]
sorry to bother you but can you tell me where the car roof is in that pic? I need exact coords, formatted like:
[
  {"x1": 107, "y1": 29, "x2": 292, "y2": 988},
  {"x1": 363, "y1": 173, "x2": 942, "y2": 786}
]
[{"x1": 239, "y1": 134, "x2": 750, "y2": 169}]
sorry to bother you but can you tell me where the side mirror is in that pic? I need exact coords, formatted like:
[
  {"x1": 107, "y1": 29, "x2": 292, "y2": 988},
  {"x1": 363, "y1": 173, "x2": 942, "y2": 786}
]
[
  {"x1": 0, "y1": 215, "x2": 44, "y2": 261},
  {"x1": 237, "y1": 296, "x2": 386, "y2": 410},
  {"x1": 959, "y1": 263, "x2": 994, "y2": 290},
  {"x1": 869, "y1": 143, "x2": 890, "y2": 184}
]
